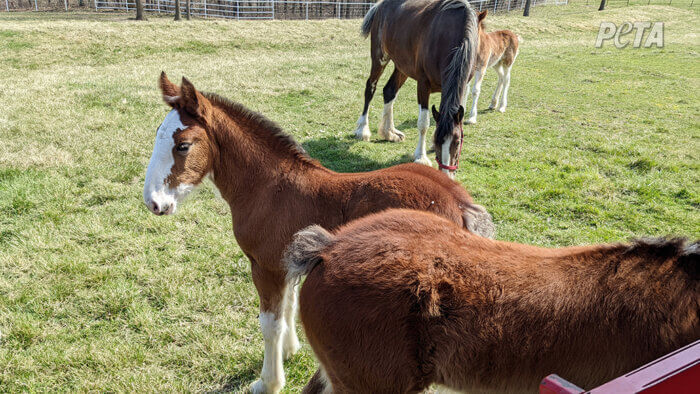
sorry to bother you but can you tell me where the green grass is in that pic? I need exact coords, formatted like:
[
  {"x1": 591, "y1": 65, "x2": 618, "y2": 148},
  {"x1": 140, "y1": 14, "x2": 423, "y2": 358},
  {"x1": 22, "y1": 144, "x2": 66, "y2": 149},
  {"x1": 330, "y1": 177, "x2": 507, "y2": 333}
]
[{"x1": 0, "y1": 4, "x2": 698, "y2": 392}]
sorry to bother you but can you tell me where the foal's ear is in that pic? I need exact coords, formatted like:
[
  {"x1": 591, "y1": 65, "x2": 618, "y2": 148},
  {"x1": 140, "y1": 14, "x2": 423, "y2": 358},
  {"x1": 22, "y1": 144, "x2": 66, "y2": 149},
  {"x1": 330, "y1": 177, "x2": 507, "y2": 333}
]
[
  {"x1": 431, "y1": 105, "x2": 440, "y2": 122},
  {"x1": 478, "y1": 10, "x2": 487, "y2": 23},
  {"x1": 180, "y1": 77, "x2": 205, "y2": 119},
  {"x1": 160, "y1": 71, "x2": 181, "y2": 106},
  {"x1": 455, "y1": 105, "x2": 465, "y2": 123}
]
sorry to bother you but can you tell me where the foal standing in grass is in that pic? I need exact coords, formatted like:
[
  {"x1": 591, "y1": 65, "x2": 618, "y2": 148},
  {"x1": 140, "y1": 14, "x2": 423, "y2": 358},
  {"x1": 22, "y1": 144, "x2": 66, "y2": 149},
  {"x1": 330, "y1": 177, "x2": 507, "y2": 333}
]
[
  {"x1": 287, "y1": 209, "x2": 699, "y2": 393},
  {"x1": 353, "y1": 0, "x2": 478, "y2": 177},
  {"x1": 466, "y1": 10, "x2": 520, "y2": 124},
  {"x1": 142, "y1": 74, "x2": 494, "y2": 393}
]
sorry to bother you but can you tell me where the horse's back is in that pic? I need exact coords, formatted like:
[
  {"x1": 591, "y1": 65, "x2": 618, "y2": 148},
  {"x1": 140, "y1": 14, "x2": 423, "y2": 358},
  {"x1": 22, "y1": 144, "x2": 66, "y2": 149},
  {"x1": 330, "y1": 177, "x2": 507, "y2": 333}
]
[{"x1": 338, "y1": 163, "x2": 475, "y2": 227}]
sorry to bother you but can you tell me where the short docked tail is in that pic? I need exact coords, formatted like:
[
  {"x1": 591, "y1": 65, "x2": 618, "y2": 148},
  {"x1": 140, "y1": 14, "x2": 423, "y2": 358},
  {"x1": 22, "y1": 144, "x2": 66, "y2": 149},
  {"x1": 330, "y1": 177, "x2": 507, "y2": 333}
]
[
  {"x1": 284, "y1": 225, "x2": 335, "y2": 285},
  {"x1": 462, "y1": 203, "x2": 496, "y2": 239}
]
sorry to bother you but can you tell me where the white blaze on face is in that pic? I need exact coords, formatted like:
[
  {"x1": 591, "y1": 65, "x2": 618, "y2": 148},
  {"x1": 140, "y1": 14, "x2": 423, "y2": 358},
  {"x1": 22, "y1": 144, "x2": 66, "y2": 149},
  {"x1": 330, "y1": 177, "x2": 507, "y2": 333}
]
[
  {"x1": 143, "y1": 109, "x2": 189, "y2": 215},
  {"x1": 441, "y1": 136, "x2": 454, "y2": 179}
]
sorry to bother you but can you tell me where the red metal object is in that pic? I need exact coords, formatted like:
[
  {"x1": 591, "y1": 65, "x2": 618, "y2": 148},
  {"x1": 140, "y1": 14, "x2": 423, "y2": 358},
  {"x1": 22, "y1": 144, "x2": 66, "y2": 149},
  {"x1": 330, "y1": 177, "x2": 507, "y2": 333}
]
[{"x1": 540, "y1": 340, "x2": 700, "y2": 394}]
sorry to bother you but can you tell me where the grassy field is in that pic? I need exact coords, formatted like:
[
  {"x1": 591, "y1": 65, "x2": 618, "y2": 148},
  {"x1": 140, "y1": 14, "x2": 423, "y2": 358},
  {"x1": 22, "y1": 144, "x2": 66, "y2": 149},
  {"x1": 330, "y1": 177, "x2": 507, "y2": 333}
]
[{"x1": 0, "y1": 3, "x2": 698, "y2": 392}]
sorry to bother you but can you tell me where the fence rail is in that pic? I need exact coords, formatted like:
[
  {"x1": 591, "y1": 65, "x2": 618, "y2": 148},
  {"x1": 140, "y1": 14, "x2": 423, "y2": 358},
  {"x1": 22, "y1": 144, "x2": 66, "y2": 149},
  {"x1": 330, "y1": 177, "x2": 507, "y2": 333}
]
[
  {"x1": 4, "y1": 0, "x2": 570, "y2": 18},
  {"x1": 91, "y1": 0, "x2": 560, "y2": 19}
]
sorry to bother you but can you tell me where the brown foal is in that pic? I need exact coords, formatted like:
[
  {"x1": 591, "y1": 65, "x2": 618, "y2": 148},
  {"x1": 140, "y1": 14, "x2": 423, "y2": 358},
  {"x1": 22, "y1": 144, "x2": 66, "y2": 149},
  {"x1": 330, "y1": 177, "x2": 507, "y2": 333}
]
[
  {"x1": 466, "y1": 10, "x2": 521, "y2": 125},
  {"x1": 286, "y1": 209, "x2": 699, "y2": 393},
  {"x1": 142, "y1": 74, "x2": 494, "y2": 393}
]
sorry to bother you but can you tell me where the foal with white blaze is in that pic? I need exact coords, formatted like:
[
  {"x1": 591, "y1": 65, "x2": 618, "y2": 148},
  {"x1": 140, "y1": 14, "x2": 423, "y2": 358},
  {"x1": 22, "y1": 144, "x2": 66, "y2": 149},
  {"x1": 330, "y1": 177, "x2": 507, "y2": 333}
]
[
  {"x1": 466, "y1": 10, "x2": 520, "y2": 124},
  {"x1": 143, "y1": 73, "x2": 494, "y2": 393}
]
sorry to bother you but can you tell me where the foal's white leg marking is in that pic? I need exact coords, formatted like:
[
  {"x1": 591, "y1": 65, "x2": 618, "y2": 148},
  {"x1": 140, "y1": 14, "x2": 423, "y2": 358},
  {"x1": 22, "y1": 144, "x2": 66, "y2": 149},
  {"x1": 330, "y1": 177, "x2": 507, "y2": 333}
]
[
  {"x1": 282, "y1": 284, "x2": 300, "y2": 360},
  {"x1": 377, "y1": 98, "x2": 405, "y2": 142},
  {"x1": 414, "y1": 106, "x2": 432, "y2": 166},
  {"x1": 441, "y1": 137, "x2": 454, "y2": 179},
  {"x1": 466, "y1": 69, "x2": 484, "y2": 124},
  {"x1": 498, "y1": 65, "x2": 512, "y2": 113},
  {"x1": 490, "y1": 65, "x2": 505, "y2": 110},
  {"x1": 143, "y1": 109, "x2": 192, "y2": 215},
  {"x1": 353, "y1": 113, "x2": 371, "y2": 141},
  {"x1": 251, "y1": 312, "x2": 287, "y2": 394}
]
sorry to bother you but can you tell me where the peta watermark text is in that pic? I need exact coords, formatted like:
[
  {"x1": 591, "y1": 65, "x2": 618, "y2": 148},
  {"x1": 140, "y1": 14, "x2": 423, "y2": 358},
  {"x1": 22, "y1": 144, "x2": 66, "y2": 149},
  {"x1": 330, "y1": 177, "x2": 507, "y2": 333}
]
[{"x1": 595, "y1": 22, "x2": 664, "y2": 48}]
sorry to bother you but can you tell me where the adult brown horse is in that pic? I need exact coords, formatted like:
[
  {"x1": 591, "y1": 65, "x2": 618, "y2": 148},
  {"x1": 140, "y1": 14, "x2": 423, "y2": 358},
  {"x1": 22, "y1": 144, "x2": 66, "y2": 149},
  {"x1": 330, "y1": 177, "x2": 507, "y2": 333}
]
[
  {"x1": 142, "y1": 74, "x2": 494, "y2": 393},
  {"x1": 352, "y1": 0, "x2": 478, "y2": 178},
  {"x1": 286, "y1": 209, "x2": 699, "y2": 393}
]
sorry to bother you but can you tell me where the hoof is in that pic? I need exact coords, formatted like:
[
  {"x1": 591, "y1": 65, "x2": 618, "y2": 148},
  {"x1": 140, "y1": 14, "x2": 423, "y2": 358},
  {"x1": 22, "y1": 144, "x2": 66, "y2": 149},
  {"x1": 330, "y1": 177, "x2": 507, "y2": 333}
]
[
  {"x1": 488, "y1": 105, "x2": 497, "y2": 110},
  {"x1": 497, "y1": 107, "x2": 506, "y2": 113},
  {"x1": 465, "y1": 117, "x2": 477, "y2": 125},
  {"x1": 380, "y1": 128, "x2": 405, "y2": 142},
  {"x1": 250, "y1": 378, "x2": 282, "y2": 394},
  {"x1": 414, "y1": 156, "x2": 433, "y2": 167},
  {"x1": 353, "y1": 125, "x2": 371, "y2": 141}
]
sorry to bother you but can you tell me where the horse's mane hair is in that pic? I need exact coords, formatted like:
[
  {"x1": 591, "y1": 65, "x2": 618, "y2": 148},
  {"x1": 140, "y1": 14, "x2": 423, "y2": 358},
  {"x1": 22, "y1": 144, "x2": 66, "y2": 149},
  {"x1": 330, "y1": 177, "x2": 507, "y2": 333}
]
[
  {"x1": 202, "y1": 92, "x2": 319, "y2": 166},
  {"x1": 626, "y1": 237, "x2": 699, "y2": 278},
  {"x1": 434, "y1": 0, "x2": 478, "y2": 146}
]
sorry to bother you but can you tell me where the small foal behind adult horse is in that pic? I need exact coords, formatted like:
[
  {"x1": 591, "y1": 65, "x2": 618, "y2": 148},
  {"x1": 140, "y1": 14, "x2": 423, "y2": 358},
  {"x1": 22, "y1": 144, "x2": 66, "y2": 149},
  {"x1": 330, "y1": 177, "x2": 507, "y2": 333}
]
[
  {"x1": 353, "y1": 0, "x2": 478, "y2": 177},
  {"x1": 466, "y1": 10, "x2": 520, "y2": 124},
  {"x1": 143, "y1": 74, "x2": 494, "y2": 393},
  {"x1": 287, "y1": 209, "x2": 699, "y2": 393}
]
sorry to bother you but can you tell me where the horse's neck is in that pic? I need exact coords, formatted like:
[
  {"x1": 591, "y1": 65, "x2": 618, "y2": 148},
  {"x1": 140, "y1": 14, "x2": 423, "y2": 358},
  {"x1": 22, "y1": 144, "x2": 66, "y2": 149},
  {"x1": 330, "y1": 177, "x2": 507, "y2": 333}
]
[{"x1": 207, "y1": 115, "x2": 320, "y2": 217}]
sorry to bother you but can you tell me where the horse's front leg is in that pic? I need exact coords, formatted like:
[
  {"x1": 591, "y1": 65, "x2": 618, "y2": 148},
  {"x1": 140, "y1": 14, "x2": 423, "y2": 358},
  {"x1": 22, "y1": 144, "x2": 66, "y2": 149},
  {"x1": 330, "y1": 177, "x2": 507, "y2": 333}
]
[
  {"x1": 250, "y1": 261, "x2": 288, "y2": 394},
  {"x1": 414, "y1": 80, "x2": 432, "y2": 166},
  {"x1": 467, "y1": 68, "x2": 486, "y2": 124},
  {"x1": 378, "y1": 67, "x2": 408, "y2": 142}
]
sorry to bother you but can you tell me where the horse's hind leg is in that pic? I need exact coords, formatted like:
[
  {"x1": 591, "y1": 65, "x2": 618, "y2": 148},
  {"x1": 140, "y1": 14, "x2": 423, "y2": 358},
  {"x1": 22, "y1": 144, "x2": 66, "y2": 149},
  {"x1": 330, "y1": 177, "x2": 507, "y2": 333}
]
[
  {"x1": 378, "y1": 67, "x2": 408, "y2": 143},
  {"x1": 353, "y1": 50, "x2": 389, "y2": 141},
  {"x1": 466, "y1": 66, "x2": 486, "y2": 124},
  {"x1": 498, "y1": 64, "x2": 512, "y2": 113},
  {"x1": 414, "y1": 80, "x2": 432, "y2": 166},
  {"x1": 302, "y1": 368, "x2": 332, "y2": 394},
  {"x1": 489, "y1": 64, "x2": 505, "y2": 110},
  {"x1": 282, "y1": 282, "x2": 300, "y2": 360}
]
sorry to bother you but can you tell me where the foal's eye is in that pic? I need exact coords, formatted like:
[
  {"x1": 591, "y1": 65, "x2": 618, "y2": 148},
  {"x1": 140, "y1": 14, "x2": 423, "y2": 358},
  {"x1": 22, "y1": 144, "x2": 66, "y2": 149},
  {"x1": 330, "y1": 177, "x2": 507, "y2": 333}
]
[{"x1": 176, "y1": 143, "x2": 191, "y2": 152}]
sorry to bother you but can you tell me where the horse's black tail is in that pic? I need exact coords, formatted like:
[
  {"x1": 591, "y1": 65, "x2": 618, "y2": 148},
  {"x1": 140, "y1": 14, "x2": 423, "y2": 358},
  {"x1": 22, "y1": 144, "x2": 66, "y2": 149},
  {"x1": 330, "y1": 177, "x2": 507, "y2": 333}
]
[
  {"x1": 361, "y1": 1, "x2": 380, "y2": 38},
  {"x1": 435, "y1": 1, "x2": 478, "y2": 144},
  {"x1": 284, "y1": 225, "x2": 335, "y2": 285}
]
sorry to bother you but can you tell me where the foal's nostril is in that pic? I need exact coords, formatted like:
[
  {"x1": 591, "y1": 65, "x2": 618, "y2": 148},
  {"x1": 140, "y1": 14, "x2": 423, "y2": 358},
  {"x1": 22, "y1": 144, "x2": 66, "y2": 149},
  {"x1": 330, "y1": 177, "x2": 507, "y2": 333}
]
[{"x1": 151, "y1": 201, "x2": 160, "y2": 213}]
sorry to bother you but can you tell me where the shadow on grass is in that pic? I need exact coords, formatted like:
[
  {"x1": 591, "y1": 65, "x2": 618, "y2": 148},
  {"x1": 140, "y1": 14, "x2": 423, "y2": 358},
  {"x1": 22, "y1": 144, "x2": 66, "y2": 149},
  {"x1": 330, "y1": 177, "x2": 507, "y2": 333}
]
[
  {"x1": 207, "y1": 360, "x2": 262, "y2": 393},
  {"x1": 303, "y1": 135, "x2": 412, "y2": 173}
]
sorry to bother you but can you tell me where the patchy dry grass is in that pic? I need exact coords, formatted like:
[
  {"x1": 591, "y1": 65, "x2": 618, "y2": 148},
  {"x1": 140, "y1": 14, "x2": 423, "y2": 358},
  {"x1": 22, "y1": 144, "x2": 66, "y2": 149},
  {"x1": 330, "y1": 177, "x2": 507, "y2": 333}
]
[{"x1": 0, "y1": 3, "x2": 698, "y2": 392}]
